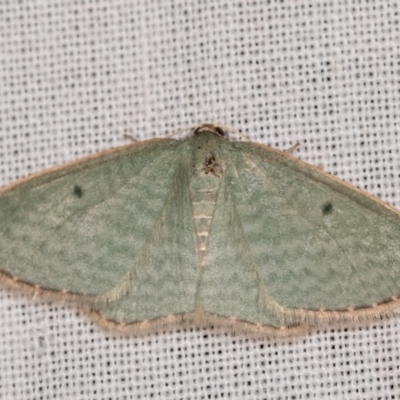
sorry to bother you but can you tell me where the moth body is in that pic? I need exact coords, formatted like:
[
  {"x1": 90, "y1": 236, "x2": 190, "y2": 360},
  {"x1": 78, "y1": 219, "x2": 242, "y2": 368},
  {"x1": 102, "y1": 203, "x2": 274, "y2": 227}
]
[{"x1": 189, "y1": 130, "x2": 224, "y2": 266}]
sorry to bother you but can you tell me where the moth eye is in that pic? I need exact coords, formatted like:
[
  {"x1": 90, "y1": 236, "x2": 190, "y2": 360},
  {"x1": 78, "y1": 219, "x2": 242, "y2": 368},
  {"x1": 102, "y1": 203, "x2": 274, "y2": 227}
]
[
  {"x1": 73, "y1": 185, "x2": 83, "y2": 198},
  {"x1": 322, "y1": 201, "x2": 333, "y2": 215}
]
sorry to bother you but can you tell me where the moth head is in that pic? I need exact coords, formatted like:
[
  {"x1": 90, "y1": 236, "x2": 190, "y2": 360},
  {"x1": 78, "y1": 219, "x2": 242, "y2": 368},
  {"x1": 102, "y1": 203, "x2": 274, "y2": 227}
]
[{"x1": 193, "y1": 124, "x2": 225, "y2": 137}]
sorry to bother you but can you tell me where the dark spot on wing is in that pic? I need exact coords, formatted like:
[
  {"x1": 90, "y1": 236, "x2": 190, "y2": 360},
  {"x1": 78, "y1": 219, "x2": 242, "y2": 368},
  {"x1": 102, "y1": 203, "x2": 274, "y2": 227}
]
[
  {"x1": 322, "y1": 202, "x2": 333, "y2": 215},
  {"x1": 73, "y1": 185, "x2": 83, "y2": 198}
]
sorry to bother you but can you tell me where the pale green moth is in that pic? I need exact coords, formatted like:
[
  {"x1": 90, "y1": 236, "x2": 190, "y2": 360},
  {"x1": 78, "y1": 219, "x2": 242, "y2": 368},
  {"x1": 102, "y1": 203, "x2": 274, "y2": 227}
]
[{"x1": 1, "y1": 123, "x2": 400, "y2": 337}]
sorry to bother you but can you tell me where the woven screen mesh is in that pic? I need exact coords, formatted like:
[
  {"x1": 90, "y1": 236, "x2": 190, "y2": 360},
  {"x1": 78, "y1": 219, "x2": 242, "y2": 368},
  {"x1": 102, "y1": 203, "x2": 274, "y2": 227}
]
[{"x1": 0, "y1": 1, "x2": 399, "y2": 398}]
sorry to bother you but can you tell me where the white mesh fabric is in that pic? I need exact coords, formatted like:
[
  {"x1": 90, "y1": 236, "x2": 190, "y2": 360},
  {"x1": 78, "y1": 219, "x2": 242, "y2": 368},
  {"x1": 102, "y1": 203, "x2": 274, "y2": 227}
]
[{"x1": 1, "y1": 1, "x2": 400, "y2": 398}]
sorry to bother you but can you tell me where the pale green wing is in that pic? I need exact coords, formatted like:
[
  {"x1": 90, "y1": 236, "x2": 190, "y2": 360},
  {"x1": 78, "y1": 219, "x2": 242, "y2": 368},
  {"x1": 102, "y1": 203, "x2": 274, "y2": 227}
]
[
  {"x1": 201, "y1": 140, "x2": 400, "y2": 328},
  {"x1": 0, "y1": 139, "x2": 198, "y2": 323},
  {"x1": 92, "y1": 153, "x2": 199, "y2": 324}
]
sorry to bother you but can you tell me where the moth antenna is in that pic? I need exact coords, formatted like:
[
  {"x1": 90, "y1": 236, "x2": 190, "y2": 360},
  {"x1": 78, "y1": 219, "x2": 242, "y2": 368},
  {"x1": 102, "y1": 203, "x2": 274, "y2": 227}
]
[
  {"x1": 123, "y1": 133, "x2": 139, "y2": 143},
  {"x1": 166, "y1": 124, "x2": 202, "y2": 138},
  {"x1": 284, "y1": 142, "x2": 301, "y2": 154},
  {"x1": 215, "y1": 124, "x2": 251, "y2": 142}
]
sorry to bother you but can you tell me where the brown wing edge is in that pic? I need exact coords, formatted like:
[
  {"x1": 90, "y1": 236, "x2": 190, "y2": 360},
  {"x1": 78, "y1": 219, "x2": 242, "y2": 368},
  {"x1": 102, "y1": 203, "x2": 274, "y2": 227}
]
[{"x1": 1, "y1": 269, "x2": 400, "y2": 339}]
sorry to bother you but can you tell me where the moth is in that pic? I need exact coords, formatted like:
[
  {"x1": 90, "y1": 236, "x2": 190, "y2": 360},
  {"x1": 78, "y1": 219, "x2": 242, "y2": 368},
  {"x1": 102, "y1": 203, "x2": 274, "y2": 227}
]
[{"x1": 1, "y1": 124, "x2": 400, "y2": 336}]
